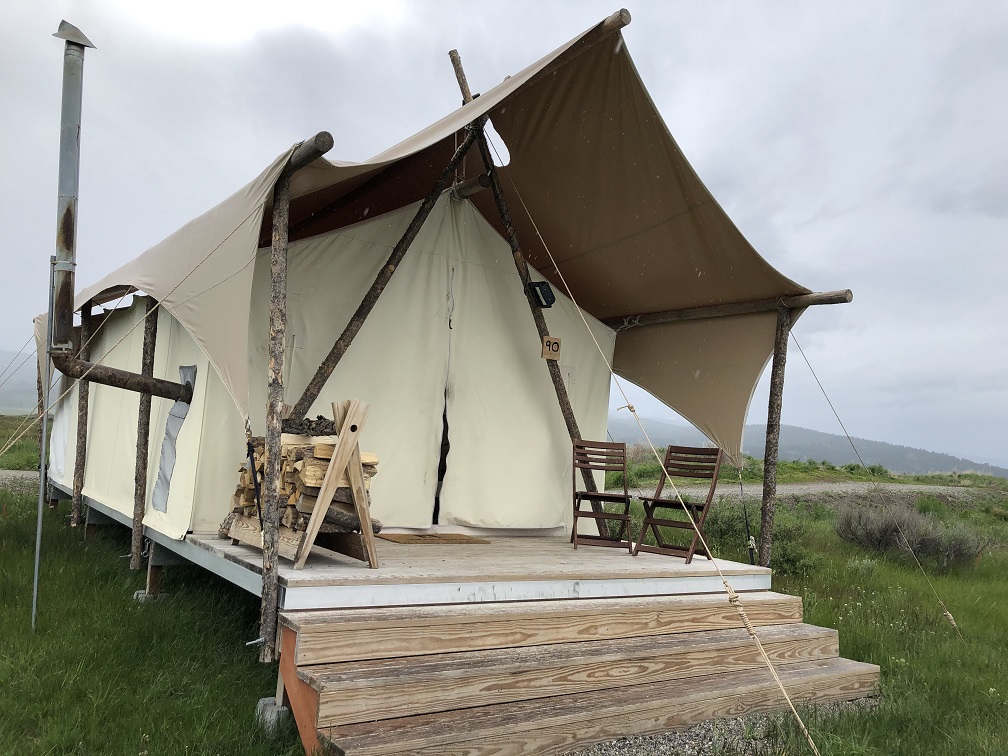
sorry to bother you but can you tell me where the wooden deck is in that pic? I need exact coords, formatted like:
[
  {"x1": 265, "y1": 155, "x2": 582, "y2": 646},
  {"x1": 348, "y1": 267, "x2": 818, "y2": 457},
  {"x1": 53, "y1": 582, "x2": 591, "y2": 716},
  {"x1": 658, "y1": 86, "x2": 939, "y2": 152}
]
[{"x1": 185, "y1": 532, "x2": 772, "y2": 610}]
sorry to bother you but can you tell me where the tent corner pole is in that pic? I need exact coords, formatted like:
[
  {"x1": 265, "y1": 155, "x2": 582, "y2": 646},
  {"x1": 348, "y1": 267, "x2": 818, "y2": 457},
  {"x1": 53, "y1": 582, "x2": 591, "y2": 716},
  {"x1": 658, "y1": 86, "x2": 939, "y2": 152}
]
[
  {"x1": 260, "y1": 131, "x2": 333, "y2": 664},
  {"x1": 448, "y1": 50, "x2": 605, "y2": 535},
  {"x1": 260, "y1": 170, "x2": 290, "y2": 664},
  {"x1": 130, "y1": 296, "x2": 158, "y2": 570},
  {"x1": 70, "y1": 301, "x2": 93, "y2": 527},
  {"x1": 759, "y1": 304, "x2": 791, "y2": 568}
]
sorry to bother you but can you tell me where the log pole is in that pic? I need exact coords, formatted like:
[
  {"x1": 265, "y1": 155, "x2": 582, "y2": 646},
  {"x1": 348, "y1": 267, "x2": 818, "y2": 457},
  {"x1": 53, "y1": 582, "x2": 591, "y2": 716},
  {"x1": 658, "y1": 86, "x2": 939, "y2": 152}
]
[
  {"x1": 260, "y1": 171, "x2": 290, "y2": 664},
  {"x1": 448, "y1": 50, "x2": 604, "y2": 530},
  {"x1": 36, "y1": 355, "x2": 46, "y2": 500},
  {"x1": 255, "y1": 132, "x2": 333, "y2": 663},
  {"x1": 288, "y1": 129, "x2": 477, "y2": 422},
  {"x1": 759, "y1": 304, "x2": 791, "y2": 568},
  {"x1": 70, "y1": 302, "x2": 93, "y2": 526},
  {"x1": 130, "y1": 297, "x2": 158, "y2": 570},
  {"x1": 603, "y1": 289, "x2": 853, "y2": 330}
]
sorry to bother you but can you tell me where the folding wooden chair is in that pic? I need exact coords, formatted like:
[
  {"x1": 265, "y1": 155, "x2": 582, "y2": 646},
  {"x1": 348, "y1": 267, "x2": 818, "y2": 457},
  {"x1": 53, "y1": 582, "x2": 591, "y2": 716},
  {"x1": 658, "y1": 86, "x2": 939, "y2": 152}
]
[
  {"x1": 571, "y1": 440, "x2": 633, "y2": 552},
  {"x1": 632, "y1": 445, "x2": 723, "y2": 563}
]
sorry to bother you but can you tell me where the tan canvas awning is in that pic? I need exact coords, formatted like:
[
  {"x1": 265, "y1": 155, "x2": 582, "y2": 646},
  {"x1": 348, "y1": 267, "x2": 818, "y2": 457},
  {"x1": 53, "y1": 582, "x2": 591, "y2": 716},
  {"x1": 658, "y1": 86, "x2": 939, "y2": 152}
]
[{"x1": 70, "y1": 10, "x2": 817, "y2": 463}]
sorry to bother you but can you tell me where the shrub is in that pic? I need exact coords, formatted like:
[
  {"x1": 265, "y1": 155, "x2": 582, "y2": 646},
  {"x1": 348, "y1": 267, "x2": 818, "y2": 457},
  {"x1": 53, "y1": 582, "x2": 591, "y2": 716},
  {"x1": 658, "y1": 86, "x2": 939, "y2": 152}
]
[{"x1": 836, "y1": 502, "x2": 987, "y2": 566}]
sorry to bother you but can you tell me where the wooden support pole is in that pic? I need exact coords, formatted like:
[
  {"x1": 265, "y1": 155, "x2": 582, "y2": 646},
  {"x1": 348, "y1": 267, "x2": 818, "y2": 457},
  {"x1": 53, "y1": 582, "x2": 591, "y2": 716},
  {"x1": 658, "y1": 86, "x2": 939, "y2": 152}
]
[
  {"x1": 288, "y1": 129, "x2": 478, "y2": 422},
  {"x1": 36, "y1": 356, "x2": 46, "y2": 501},
  {"x1": 448, "y1": 50, "x2": 604, "y2": 530},
  {"x1": 70, "y1": 302, "x2": 93, "y2": 527},
  {"x1": 260, "y1": 171, "x2": 291, "y2": 664},
  {"x1": 53, "y1": 353, "x2": 192, "y2": 403},
  {"x1": 759, "y1": 304, "x2": 791, "y2": 568},
  {"x1": 602, "y1": 289, "x2": 853, "y2": 330},
  {"x1": 130, "y1": 297, "x2": 158, "y2": 571}
]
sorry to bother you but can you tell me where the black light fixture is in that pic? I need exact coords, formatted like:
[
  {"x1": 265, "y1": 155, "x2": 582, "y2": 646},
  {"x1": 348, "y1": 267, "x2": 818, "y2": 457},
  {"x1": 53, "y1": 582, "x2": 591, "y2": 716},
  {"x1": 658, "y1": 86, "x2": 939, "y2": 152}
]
[{"x1": 527, "y1": 280, "x2": 556, "y2": 308}]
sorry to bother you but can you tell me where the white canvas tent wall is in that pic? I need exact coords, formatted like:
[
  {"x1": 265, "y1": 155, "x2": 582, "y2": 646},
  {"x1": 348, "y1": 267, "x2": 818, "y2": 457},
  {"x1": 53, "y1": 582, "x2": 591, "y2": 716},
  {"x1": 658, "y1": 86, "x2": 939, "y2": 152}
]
[
  {"x1": 48, "y1": 194, "x2": 613, "y2": 535},
  {"x1": 44, "y1": 12, "x2": 817, "y2": 540}
]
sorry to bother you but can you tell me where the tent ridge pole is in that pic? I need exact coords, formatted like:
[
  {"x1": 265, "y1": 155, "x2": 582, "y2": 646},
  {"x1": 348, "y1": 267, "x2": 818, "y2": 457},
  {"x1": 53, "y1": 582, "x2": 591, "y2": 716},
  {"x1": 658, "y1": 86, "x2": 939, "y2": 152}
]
[
  {"x1": 130, "y1": 296, "x2": 158, "y2": 570},
  {"x1": 759, "y1": 304, "x2": 791, "y2": 568},
  {"x1": 448, "y1": 50, "x2": 604, "y2": 528},
  {"x1": 287, "y1": 129, "x2": 478, "y2": 423},
  {"x1": 70, "y1": 302, "x2": 93, "y2": 527}
]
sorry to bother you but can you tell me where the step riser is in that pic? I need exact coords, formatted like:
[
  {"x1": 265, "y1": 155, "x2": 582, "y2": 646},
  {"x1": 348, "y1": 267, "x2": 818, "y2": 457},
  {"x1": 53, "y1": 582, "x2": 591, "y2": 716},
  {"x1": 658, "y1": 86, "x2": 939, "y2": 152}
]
[
  {"x1": 293, "y1": 595, "x2": 803, "y2": 665},
  {"x1": 323, "y1": 660, "x2": 880, "y2": 756},
  {"x1": 316, "y1": 630, "x2": 839, "y2": 727}
]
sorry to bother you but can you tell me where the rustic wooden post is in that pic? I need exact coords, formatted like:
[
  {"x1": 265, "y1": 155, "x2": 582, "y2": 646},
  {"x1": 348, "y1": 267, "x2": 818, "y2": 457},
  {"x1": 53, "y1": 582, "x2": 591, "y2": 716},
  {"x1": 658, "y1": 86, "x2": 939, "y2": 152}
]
[
  {"x1": 70, "y1": 302, "x2": 93, "y2": 527},
  {"x1": 260, "y1": 171, "x2": 290, "y2": 664},
  {"x1": 759, "y1": 303, "x2": 791, "y2": 568},
  {"x1": 289, "y1": 130, "x2": 477, "y2": 422},
  {"x1": 448, "y1": 50, "x2": 604, "y2": 530},
  {"x1": 130, "y1": 297, "x2": 158, "y2": 570}
]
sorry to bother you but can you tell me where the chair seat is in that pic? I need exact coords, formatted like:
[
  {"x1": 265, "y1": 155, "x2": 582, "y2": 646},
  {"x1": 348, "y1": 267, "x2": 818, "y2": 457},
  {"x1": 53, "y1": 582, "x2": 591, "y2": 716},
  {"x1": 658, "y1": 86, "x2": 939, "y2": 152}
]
[
  {"x1": 575, "y1": 491, "x2": 631, "y2": 503},
  {"x1": 632, "y1": 445, "x2": 723, "y2": 564},
  {"x1": 640, "y1": 497, "x2": 702, "y2": 509}
]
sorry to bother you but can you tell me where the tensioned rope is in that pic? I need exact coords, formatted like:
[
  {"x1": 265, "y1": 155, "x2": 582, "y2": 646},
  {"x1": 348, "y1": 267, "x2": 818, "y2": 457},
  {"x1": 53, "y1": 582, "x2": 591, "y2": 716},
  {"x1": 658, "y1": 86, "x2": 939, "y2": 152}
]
[
  {"x1": 0, "y1": 204, "x2": 264, "y2": 462},
  {"x1": 0, "y1": 284, "x2": 140, "y2": 462},
  {"x1": 0, "y1": 335, "x2": 34, "y2": 385},
  {"x1": 788, "y1": 330, "x2": 962, "y2": 642},
  {"x1": 488, "y1": 142, "x2": 822, "y2": 755}
]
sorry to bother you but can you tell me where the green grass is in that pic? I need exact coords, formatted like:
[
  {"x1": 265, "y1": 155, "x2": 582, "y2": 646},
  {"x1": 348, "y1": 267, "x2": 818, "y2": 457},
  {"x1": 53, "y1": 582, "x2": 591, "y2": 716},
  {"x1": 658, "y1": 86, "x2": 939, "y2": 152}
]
[
  {"x1": 0, "y1": 484, "x2": 301, "y2": 755},
  {"x1": 0, "y1": 412, "x2": 47, "y2": 471},
  {"x1": 602, "y1": 488, "x2": 1008, "y2": 755}
]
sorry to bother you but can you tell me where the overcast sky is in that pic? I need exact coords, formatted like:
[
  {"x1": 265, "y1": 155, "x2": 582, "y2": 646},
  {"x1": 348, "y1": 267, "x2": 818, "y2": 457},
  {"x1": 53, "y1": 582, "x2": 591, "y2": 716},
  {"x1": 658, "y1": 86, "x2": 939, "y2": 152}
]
[{"x1": 2, "y1": 1, "x2": 1005, "y2": 466}]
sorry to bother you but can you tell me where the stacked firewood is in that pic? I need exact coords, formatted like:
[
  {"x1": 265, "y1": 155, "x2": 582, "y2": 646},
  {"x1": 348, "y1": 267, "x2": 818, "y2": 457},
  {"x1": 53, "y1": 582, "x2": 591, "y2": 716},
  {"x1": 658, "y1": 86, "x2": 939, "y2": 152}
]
[{"x1": 230, "y1": 434, "x2": 381, "y2": 534}]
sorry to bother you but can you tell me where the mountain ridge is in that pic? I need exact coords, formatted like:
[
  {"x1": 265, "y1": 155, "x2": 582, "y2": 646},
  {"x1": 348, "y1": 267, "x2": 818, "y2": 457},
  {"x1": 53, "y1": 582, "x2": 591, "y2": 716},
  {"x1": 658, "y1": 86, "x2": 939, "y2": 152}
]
[{"x1": 607, "y1": 414, "x2": 1008, "y2": 478}]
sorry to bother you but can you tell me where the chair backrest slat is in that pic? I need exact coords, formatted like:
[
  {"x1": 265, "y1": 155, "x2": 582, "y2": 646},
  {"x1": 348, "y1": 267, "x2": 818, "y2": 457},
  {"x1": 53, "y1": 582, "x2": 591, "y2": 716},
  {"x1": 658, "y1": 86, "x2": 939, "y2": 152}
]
[
  {"x1": 573, "y1": 440, "x2": 628, "y2": 496},
  {"x1": 654, "y1": 445, "x2": 723, "y2": 500}
]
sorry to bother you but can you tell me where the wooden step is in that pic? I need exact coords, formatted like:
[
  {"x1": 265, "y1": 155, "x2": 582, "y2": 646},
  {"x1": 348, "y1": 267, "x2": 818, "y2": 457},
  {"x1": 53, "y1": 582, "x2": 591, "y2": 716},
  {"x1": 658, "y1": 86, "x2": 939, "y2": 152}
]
[
  {"x1": 319, "y1": 657, "x2": 880, "y2": 756},
  {"x1": 305, "y1": 623, "x2": 839, "y2": 727},
  {"x1": 280, "y1": 591, "x2": 803, "y2": 665}
]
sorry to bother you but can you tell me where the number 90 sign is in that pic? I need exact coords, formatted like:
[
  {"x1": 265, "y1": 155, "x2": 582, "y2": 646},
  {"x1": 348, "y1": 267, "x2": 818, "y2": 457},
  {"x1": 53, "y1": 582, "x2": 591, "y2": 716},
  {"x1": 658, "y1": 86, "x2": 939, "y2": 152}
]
[{"x1": 541, "y1": 336, "x2": 561, "y2": 361}]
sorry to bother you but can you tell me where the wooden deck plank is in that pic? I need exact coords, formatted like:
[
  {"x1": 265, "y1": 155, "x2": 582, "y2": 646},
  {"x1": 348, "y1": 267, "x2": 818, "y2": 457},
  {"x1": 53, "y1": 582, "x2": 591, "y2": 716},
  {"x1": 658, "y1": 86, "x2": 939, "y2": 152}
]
[
  {"x1": 186, "y1": 533, "x2": 768, "y2": 588},
  {"x1": 320, "y1": 657, "x2": 880, "y2": 756},
  {"x1": 308, "y1": 624, "x2": 839, "y2": 727},
  {"x1": 283, "y1": 592, "x2": 804, "y2": 665}
]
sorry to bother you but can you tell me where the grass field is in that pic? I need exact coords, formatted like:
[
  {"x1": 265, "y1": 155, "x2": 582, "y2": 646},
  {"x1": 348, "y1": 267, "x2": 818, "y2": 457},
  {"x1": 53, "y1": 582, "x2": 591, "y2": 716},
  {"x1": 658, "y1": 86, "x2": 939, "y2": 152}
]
[
  {"x1": 3, "y1": 418, "x2": 1007, "y2": 754},
  {"x1": 0, "y1": 482, "x2": 302, "y2": 755},
  {"x1": 0, "y1": 412, "x2": 48, "y2": 471}
]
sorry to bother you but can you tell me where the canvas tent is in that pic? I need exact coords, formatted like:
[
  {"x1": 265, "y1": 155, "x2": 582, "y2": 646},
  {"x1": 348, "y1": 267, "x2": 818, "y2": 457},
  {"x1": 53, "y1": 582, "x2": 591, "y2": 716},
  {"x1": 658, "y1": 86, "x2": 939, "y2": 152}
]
[{"x1": 44, "y1": 12, "x2": 818, "y2": 540}]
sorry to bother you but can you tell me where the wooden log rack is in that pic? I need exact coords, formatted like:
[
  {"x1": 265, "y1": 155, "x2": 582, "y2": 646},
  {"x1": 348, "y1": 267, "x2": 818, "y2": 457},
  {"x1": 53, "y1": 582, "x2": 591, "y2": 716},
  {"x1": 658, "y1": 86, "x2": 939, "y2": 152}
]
[{"x1": 229, "y1": 400, "x2": 379, "y2": 571}]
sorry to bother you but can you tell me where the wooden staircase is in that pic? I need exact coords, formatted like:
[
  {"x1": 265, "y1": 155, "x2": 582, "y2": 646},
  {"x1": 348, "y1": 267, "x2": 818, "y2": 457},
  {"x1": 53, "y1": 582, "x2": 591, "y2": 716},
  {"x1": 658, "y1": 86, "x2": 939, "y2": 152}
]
[{"x1": 277, "y1": 592, "x2": 879, "y2": 755}]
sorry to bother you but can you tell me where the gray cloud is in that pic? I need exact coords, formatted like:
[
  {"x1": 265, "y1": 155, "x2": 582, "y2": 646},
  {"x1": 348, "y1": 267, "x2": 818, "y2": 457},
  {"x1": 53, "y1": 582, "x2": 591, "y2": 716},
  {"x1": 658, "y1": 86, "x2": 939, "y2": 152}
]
[{"x1": 3, "y1": 0, "x2": 1006, "y2": 466}]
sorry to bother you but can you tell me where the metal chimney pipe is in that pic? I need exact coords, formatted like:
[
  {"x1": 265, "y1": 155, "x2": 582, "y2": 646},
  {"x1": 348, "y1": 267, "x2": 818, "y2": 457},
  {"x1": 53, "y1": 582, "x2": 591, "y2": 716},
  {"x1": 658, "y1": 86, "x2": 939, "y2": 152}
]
[{"x1": 52, "y1": 21, "x2": 94, "y2": 353}]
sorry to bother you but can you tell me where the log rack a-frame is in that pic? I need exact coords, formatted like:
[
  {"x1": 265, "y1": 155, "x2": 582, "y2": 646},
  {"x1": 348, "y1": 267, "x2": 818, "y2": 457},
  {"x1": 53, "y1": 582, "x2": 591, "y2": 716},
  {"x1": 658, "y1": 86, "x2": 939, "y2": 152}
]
[{"x1": 292, "y1": 400, "x2": 378, "y2": 570}]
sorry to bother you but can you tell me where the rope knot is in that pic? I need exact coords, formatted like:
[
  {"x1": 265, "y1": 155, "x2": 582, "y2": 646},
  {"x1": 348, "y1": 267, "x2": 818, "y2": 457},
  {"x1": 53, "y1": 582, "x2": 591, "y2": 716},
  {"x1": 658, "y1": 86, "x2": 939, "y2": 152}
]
[
  {"x1": 943, "y1": 610, "x2": 958, "y2": 629},
  {"x1": 617, "y1": 403, "x2": 635, "y2": 414}
]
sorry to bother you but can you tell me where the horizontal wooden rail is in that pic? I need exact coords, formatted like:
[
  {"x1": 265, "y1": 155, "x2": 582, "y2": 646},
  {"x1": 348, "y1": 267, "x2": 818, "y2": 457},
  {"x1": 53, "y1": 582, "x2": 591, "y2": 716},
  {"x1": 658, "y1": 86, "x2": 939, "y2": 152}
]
[{"x1": 603, "y1": 289, "x2": 852, "y2": 331}]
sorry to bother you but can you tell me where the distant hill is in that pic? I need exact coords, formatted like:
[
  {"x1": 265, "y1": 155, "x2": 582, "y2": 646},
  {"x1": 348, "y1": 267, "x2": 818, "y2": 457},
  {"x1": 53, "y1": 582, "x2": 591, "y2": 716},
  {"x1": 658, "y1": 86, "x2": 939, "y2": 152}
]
[{"x1": 607, "y1": 415, "x2": 1008, "y2": 478}]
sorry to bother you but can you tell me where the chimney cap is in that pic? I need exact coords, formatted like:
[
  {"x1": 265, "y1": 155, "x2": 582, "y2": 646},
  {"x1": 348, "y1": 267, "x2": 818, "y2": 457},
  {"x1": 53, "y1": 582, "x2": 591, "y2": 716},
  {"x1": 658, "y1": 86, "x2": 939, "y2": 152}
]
[{"x1": 53, "y1": 20, "x2": 95, "y2": 49}]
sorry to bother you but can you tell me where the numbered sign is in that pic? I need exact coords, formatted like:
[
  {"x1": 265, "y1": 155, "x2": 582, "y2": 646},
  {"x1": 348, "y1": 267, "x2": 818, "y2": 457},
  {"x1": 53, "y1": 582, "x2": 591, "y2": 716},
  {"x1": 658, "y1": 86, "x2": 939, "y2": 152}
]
[{"x1": 541, "y1": 336, "x2": 561, "y2": 361}]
